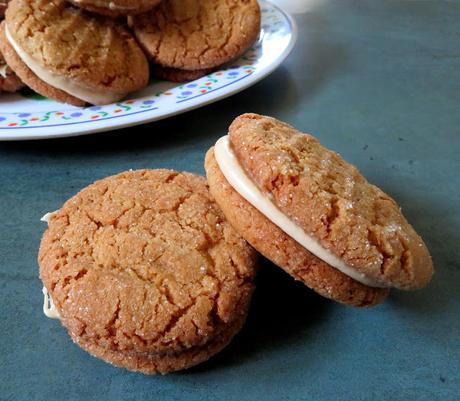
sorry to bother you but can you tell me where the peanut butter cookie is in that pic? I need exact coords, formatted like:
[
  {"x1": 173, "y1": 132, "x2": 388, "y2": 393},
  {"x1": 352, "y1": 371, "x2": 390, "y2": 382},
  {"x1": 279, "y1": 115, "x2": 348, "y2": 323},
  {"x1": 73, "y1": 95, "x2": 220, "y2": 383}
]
[
  {"x1": 131, "y1": 0, "x2": 260, "y2": 79},
  {"x1": 39, "y1": 169, "x2": 257, "y2": 374},
  {"x1": 0, "y1": 0, "x2": 149, "y2": 106},
  {"x1": 205, "y1": 114, "x2": 433, "y2": 307}
]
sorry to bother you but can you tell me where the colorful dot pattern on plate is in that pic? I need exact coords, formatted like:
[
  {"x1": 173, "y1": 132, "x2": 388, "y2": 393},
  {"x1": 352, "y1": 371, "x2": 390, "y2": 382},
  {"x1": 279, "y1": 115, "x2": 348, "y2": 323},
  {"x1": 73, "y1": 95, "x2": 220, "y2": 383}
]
[{"x1": 0, "y1": 1, "x2": 296, "y2": 138}]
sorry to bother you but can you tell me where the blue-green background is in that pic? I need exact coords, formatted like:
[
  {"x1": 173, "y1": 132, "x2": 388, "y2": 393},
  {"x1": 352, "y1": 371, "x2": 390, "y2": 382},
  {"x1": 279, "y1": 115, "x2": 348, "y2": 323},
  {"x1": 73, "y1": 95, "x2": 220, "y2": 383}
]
[{"x1": 1, "y1": 0, "x2": 459, "y2": 400}]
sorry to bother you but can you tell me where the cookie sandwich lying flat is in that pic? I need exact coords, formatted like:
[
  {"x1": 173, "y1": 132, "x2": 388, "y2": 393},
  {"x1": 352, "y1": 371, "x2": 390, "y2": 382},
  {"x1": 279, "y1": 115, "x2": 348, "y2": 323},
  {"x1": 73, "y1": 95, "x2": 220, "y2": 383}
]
[
  {"x1": 68, "y1": 0, "x2": 163, "y2": 17},
  {"x1": 205, "y1": 114, "x2": 433, "y2": 307},
  {"x1": 0, "y1": 52, "x2": 23, "y2": 92},
  {"x1": 39, "y1": 170, "x2": 257, "y2": 374},
  {"x1": 130, "y1": 0, "x2": 261, "y2": 81},
  {"x1": 0, "y1": 0, "x2": 149, "y2": 106}
]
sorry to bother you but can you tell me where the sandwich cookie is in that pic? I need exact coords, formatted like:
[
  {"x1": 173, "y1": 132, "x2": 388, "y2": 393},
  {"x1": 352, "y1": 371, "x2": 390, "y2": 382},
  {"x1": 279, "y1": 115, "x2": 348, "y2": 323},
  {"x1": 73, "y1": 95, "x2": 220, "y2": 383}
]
[
  {"x1": 38, "y1": 170, "x2": 257, "y2": 374},
  {"x1": 130, "y1": 0, "x2": 261, "y2": 81},
  {"x1": 67, "y1": 0, "x2": 163, "y2": 18},
  {"x1": 0, "y1": 52, "x2": 23, "y2": 92},
  {"x1": 0, "y1": 0, "x2": 149, "y2": 106},
  {"x1": 205, "y1": 114, "x2": 434, "y2": 307}
]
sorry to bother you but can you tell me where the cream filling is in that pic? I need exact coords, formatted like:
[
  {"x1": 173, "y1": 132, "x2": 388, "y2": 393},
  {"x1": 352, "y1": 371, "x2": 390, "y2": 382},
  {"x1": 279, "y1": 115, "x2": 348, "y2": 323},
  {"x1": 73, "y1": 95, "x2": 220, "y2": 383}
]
[
  {"x1": 0, "y1": 63, "x2": 8, "y2": 78},
  {"x1": 5, "y1": 26, "x2": 125, "y2": 105},
  {"x1": 214, "y1": 136, "x2": 387, "y2": 288},
  {"x1": 41, "y1": 210, "x2": 61, "y2": 319},
  {"x1": 40, "y1": 211, "x2": 58, "y2": 224},
  {"x1": 74, "y1": 0, "x2": 138, "y2": 10},
  {"x1": 42, "y1": 287, "x2": 60, "y2": 319}
]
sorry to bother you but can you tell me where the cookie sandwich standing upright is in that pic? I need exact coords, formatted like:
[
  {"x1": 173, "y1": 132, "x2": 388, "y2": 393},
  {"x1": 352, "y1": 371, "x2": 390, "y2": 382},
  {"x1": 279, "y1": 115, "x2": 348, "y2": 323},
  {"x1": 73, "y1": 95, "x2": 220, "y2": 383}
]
[
  {"x1": 130, "y1": 0, "x2": 261, "y2": 81},
  {"x1": 38, "y1": 170, "x2": 257, "y2": 374},
  {"x1": 205, "y1": 114, "x2": 434, "y2": 307},
  {"x1": 0, "y1": 0, "x2": 149, "y2": 106}
]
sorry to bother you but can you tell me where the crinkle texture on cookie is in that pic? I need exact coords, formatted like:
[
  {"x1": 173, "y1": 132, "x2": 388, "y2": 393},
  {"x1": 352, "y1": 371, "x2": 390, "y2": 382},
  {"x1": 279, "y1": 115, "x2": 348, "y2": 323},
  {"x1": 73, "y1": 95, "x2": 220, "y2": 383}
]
[
  {"x1": 6, "y1": 0, "x2": 148, "y2": 93},
  {"x1": 39, "y1": 170, "x2": 257, "y2": 360},
  {"x1": 228, "y1": 114, "x2": 433, "y2": 290},
  {"x1": 0, "y1": 22, "x2": 83, "y2": 104},
  {"x1": 205, "y1": 148, "x2": 389, "y2": 307},
  {"x1": 0, "y1": 51, "x2": 24, "y2": 92},
  {"x1": 131, "y1": 0, "x2": 261, "y2": 70},
  {"x1": 67, "y1": 0, "x2": 162, "y2": 17}
]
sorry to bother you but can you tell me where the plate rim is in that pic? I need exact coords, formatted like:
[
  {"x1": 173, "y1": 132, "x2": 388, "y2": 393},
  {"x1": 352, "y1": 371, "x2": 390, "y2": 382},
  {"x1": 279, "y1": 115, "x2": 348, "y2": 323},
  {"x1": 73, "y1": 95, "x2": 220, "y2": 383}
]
[{"x1": 0, "y1": 1, "x2": 297, "y2": 141}]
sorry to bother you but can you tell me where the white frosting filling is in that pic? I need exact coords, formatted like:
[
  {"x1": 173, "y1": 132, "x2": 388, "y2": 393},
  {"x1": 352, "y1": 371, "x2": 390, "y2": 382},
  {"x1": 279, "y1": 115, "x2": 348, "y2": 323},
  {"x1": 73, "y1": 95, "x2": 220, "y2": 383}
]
[
  {"x1": 0, "y1": 63, "x2": 8, "y2": 78},
  {"x1": 42, "y1": 287, "x2": 60, "y2": 319},
  {"x1": 214, "y1": 136, "x2": 386, "y2": 288},
  {"x1": 40, "y1": 211, "x2": 58, "y2": 223},
  {"x1": 5, "y1": 26, "x2": 125, "y2": 105},
  {"x1": 41, "y1": 210, "x2": 61, "y2": 319},
  {"x1": 74, "y1": 0, "x2": 137, "y2": 10}
]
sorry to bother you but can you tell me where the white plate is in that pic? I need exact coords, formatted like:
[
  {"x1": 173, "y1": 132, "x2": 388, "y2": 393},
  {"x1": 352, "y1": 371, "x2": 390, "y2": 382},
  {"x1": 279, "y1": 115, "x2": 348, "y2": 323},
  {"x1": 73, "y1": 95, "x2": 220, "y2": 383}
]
[{"x1": 0, "y1": 1, "x2": 296, "y2": 140}]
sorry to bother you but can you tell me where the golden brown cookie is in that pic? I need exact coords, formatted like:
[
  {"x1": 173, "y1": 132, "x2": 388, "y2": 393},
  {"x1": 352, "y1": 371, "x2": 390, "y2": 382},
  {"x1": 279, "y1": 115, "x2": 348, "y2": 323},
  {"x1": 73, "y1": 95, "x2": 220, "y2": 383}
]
[
  {"x1": 67, "y1": 0, "x2": 162, "y2": 18},
  {"x1": 2, "y1": 0, "x2": 149, "y2": 106},
  {"x1": 38, "y1": 169, "x2": 257, "y2": 374},
  {"x1": 205, "y1": 114, "x2": 434, "y2": 307},
  {"x1": 130, "y1": 0, "x2": 261, "y2": 71},
  {"x1": 0, "y1": 51, "x2": 23, "y2": 92}
]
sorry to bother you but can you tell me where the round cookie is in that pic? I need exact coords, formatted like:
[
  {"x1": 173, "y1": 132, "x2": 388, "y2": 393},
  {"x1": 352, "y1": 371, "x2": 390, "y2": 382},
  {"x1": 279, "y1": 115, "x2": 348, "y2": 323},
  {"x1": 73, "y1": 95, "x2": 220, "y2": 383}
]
[
  {"x1": 67, "y1": 0, "x2": 163, "y2": 18},
  {"x1": 205, "y1": 113, "x2": 434, "y2": 307},
  {"x1": 1, "y1": 0, "x2": 149, "y2": 106},
  {"x1": 130, "y1": 0, "x2": 260, "y2": 72},
  {"x1": 38, "y1": 169, "x2": 257, "y2": 374},
  {"x1": 0, "y1": 52, "x2": 23, "y2": 92},
  {"x1": 206, "y1": 150, "x2": 389, "y2": 307}
]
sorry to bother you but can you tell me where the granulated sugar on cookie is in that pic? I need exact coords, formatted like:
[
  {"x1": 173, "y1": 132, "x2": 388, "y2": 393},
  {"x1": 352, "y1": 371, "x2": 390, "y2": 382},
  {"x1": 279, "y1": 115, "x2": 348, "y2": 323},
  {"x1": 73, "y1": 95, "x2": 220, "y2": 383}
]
[
  {"x1": 130, "y1": 0, "x2": 261, "y2": 81},
  {"x1": 205, "y1": 113, "x2": 433, "y2": 307},
  {"x1": 38, "y1": 169, "x2": 257, "y2": 374},
  {"x1": 0, "y1": 0, "x2": 149, "y2": 106}
]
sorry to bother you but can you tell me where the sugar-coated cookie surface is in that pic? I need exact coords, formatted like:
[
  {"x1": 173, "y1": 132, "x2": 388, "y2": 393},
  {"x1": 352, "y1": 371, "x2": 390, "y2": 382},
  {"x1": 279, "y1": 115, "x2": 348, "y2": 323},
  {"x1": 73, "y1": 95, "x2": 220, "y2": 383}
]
[
  {"x1": 3, "y1": 0, "x2": 148, "y2": 105},
  {"x1": 131, "y1": 0, "x2": 261, "y2": 70},
  {"x1": 205, "y1": 149, "x2": 389, "y2": 307},
  {"x1": 38, "y1": 169, "x2": 257, "y2": 374},
  {"x1": 218, "y1": 114, "x2": 433, "y2": 291},
  {"x1": 0, "y1": 22, "x2": 84, "y2": 105}
]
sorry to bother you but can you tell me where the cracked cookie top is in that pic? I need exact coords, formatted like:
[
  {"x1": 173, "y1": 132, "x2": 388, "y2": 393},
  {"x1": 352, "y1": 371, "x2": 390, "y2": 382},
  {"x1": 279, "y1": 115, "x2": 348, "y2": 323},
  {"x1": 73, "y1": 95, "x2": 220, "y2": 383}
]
[
  {"x1": 6, "y1": 0, "x2": 148, "y2": 92},
  {"x1": 38, "y1": 169, "x2": 257, "y2": 355},
  {"x1": 130, "y1": 0, "x2": 261, "y2": 70},
  {"x1": 227, "y1": 113, "x2": 433, "y2": 290}
]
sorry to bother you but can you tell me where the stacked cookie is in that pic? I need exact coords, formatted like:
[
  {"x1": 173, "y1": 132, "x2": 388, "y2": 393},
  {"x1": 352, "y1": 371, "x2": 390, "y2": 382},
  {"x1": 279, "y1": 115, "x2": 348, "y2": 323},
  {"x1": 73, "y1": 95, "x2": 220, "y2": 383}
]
[
  {"x1": 0, "y1": 0, "x2": 261, "y2": 103},
  {"x1": 0, "y1": 0, "x2": 22, "y2": 92},
  {"x1": 39, "y1": 114, "x2": 434, "y2": 374}
]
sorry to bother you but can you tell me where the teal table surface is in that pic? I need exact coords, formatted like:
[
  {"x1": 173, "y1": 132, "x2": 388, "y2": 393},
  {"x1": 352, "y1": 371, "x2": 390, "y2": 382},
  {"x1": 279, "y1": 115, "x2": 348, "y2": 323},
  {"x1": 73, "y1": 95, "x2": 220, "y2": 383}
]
[{"x1": 1, "y1": 1, "x2": 459, "y2": 400}]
